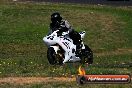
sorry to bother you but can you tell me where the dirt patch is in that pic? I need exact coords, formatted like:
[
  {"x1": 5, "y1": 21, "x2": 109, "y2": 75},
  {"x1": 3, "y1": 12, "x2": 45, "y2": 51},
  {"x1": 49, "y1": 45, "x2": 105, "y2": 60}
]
[{"x1": 0, "y1": 77, "x2": 76, "y2": 85}]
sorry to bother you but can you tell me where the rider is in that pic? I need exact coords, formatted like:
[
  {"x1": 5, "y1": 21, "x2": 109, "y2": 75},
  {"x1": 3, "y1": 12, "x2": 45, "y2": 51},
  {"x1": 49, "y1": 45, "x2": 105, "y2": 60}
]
[{"x1": 49, "y1": 12, "x2": 83, "y2": 56}]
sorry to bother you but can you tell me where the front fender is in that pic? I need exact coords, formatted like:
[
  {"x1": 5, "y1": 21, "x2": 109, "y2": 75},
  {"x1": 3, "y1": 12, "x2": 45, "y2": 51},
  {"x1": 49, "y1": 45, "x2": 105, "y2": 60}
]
[{"x1": 50, "y1": 46, "x2": 60, "y2": 54}]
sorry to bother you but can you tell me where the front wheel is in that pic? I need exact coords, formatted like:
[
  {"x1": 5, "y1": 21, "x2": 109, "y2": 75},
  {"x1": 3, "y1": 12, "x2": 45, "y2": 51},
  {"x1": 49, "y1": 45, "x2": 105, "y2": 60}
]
[{"x1": 47, "y1": 47, "x2": 57, "y2": 65}]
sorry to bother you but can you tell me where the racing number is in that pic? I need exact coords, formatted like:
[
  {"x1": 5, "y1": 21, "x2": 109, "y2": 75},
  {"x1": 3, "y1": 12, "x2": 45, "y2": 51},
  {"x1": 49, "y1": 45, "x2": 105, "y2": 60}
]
[
  {"x1": 47, "y1": 35, "x2": 54, "y2": 40},
  {"x1": 62, "y1": 42, "x2": 70, "y2": 49}
]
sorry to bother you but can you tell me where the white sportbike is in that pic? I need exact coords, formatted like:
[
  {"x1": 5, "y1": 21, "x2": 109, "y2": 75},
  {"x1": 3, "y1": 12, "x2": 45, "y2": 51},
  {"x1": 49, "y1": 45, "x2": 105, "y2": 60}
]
[{"x1": 43, "y1": 30, "x2": 93, "y2": 65}]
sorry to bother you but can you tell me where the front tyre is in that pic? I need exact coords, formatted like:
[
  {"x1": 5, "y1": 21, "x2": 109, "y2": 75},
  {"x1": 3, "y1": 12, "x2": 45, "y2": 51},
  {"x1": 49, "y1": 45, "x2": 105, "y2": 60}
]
[{"x1": 47, "y1": 47, "x2": 57, "y2": 65}]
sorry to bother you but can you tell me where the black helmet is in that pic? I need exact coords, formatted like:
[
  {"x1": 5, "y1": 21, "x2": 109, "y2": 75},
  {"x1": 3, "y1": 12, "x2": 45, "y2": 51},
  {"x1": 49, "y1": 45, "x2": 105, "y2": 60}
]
[{"x1": 51, "y1": 12, "x2": 62, "y2": 23}]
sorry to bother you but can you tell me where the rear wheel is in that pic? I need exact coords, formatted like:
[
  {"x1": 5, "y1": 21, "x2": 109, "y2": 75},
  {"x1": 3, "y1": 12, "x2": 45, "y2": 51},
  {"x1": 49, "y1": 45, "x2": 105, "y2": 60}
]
[
  {"x1": 47, "y1": 47, "x2": 57, "y2": 65},
  {"x1": 81, "y1": 45, "x2": 93, "y2": 64}
]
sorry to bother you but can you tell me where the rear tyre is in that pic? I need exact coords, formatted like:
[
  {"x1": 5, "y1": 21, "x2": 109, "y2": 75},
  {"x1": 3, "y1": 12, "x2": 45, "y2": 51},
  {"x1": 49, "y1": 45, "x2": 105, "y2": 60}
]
[
  {"x1": 81, "y1": 45, "x2": 93, "y2": 64},
  {"x1": 47, "y1": 47, "x2": 57, "y2": 65}
]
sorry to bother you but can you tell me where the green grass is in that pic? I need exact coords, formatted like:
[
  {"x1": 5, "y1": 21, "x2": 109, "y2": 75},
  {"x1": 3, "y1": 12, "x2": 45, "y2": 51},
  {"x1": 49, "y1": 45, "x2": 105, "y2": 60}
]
[{"x1": 0, "y1": 2, "x2": 132, "y2": 87}]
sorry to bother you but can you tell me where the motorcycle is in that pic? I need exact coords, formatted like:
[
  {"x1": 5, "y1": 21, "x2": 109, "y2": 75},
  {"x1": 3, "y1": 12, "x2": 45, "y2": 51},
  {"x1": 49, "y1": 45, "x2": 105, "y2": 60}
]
[{"x1": 43, "y1": 30, "x2": 93, "y2": 65}]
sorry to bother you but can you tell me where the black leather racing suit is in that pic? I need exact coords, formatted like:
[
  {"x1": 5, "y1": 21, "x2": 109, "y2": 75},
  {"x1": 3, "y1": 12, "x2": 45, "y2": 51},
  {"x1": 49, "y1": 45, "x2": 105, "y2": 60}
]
[{"x1": 49, "y1": 20, "x2": 82, "y2": 46}]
